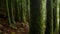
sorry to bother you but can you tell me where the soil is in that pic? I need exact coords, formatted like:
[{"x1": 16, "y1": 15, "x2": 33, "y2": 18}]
[{"x1": 0, "y1": 18, "x2": 29, "y2": 34}]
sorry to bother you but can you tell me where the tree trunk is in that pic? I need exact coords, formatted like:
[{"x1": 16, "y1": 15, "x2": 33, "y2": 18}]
[
  {"x1": 21, "y1": 0, "x2": 27, "y2": 22},
  {"x1": 6, "y1": 0, "x2": 17, "y2": 29},
  {"x1": 45, "y1": 0, "x2": 53, "y2": 34},
  {"x1": 30, "y1": 0, "x2": 46, "y2": 34},
  {"x1": 25, "y1": 0, "x2": 30, "y2": 22},
  {"x1": 59, "y1": 0, "x2": 60, "y2": 33},
  {"x1": 10, "y1": 0, "x2": 16, "y2": 24},
  {"x1": 6, "y1": 0, "x2": 11, "y2": 25},
  {"x1": 14, "y1": 0, "x2": 21, "y2": 22},
  {"x1": 53, "y1": 0, "x2": 58, "y2": 31}
]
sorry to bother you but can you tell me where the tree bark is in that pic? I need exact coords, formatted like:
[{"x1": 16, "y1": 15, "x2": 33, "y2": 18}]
[
  {"x1": 6, "y1": 0, "x2": 11, "y2": 25},
  {"x1": 6, "y1": 0, "x2": 17, "y2": 29},
  {"x1": 45, "y1": 0, "x2": 53, "y2": 34},
  {"x1": 14, "y1": 0, "x2": 21, "y2": 22},
  {"x1": 59, "y1": 0, "x2": 60, "y2": 33},
  {"x1": 21, "y1": 0, "x2": 27, "y2": 22},
  {"x1": 30, "y1": 0, "x2": 46, "y2": 34},
  {"x1": 53, "y1": 0, "x2": 58, "y2": 31}
]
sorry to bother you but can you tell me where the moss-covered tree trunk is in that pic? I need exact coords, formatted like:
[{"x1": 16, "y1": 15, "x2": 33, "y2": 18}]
[
  {"x1": 21, "y1": 0, "x2": 25, "y2": 22},
  {"x1": 30, "y1": 0, "x2": 46, "y2": 34},
  {"x1": 14, "y1": 0, "x2": 21, "y2": 22},
  {"x1": 20, "y1": 0, "x2": 28, "y2": 23},
  {"x1": 59, "y1": 0, "x2": 60, "y2": 33},
  {"x1": 6, "y1": 0, "x2": 17, "y2": 29},
  {"x1": 53, "y1": 0, "x2": 58, "y2": 31},
  {"x1": 25, "y1": 0, "x2": 30, "y2": 22},
  {"x1": 6, "y1": 0, "x2": 11, "y2": 25},
  {"x1": 10, "y1": 0, "x2": 16, "y2": 24},
  {"x1": 45, "y1": 0, "x2": 53, "y2": 34}
]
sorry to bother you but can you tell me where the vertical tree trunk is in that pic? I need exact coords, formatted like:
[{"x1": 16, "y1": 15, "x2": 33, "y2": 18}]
[
  {"x1": 53, "y1": 0, "x2": 58, "y2": 31},
  {"x1": 10, "y1": 0, "x2": 16, "y2": 24},
  {"x1": 14, "y1": 0, "x2": 21, "y2": 22},
  {"x1": 26, "y1": 0, "x2": 30, "y2": 22},
  {"x1": 0, "y1": 0, "x2": 1, "y2": 11},
  {"x1": 45, "y1": 0, "x2": 53, "y2": 34},
  {"x1": 6, "y1": 0, "x2": 17, "y2": 29},
  {"x1": 21, "y1": 0, "x2": 27, "y2": 22},
  {"x1": 30, "y1": 0, "x2": 46, "y2": 34},
  {"x1": 59, "y1": 0, "x2": 60, "y2": 33},
  {"x1": 6, "y1": 0, "x2": 11, "y2": 25}
]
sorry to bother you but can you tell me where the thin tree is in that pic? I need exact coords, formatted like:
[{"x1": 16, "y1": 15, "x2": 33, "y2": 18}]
[
  {"x1": 53, "y1": 0, "x2": 58, "y2": 31},
  {"x1": 6, "y1": 0, "x2": 17, "y2": 29},
  {"x1": 45, "y1": 0, "x2": 53, "y2": 34},
  {"x1": 14, "y1": 0, "x2": 21, "y2": 22},
  {"x1": 59, "y1": 0, "x2": 60, "y2": 33},
  {"x1": 25, "y1": 0, "x2": 30, "y2": 22},
  {"x1": 6, "y1": 0, "x2": 11, "y2": 26},
  {"x1": 21, "y1": 0, "x2": 27, "y2": 23}
]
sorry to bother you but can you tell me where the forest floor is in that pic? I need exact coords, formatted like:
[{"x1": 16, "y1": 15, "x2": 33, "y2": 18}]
[
  {"x1": 0, "y1": 18, "x2": 59, "y2": 34},
  {"x1": 0, "y1": 18, "x2": 29, "y2": 34}
]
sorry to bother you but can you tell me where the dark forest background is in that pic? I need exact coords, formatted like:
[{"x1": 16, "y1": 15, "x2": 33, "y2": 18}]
[{"x1": 0, "y1": 0, "x2": 59, "y2": 34}]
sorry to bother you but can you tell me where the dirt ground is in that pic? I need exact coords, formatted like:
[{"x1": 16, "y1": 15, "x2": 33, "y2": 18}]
[{"x1": 0, "y1": 18, "x2": 29, "y2": 34}]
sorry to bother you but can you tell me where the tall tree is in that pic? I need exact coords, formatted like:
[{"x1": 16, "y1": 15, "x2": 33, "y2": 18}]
[
  {"x1": 10, "y1": 0, "x2": 16, "y2": 24},
  {"x1": 30, "y1": 0, "x2": 46, "y2": 34},
  {"x1": 14, "y1": 0, "x2": 21, "y2": 22},
  {"x1": 6, "y1": 0, "x2": 11, "y2": 25},
  {"x1": 25, "y1": 0, "x2": 30, "y2": 22},
  {"x1": 45, "y1": 0, "x2": 53, "y2": 34},
  {"x1": 21, "y1": 0, "x2": 27, "y2": 22},
  {"x1": 59, "y1": 0, "x2": 60, "y2": 33},
  {"x1": 53, "y1": 0, "x2": 58, "y2": 31},
  {"x1": 6, "y1": 0, "x2": 17, "y2": 29}
]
